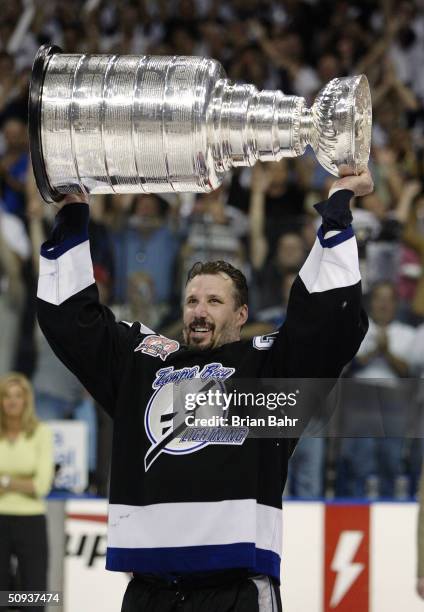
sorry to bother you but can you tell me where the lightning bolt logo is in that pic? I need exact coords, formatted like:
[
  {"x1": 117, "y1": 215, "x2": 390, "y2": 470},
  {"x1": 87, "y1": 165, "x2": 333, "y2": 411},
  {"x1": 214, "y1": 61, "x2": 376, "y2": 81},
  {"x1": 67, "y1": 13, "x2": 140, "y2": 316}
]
[
  {"x1": 330, "y1": 531, "x2": 364, "y2": 607},
  {"x1": 144, "y1": 380, "x2": 217, "y2": 471}
]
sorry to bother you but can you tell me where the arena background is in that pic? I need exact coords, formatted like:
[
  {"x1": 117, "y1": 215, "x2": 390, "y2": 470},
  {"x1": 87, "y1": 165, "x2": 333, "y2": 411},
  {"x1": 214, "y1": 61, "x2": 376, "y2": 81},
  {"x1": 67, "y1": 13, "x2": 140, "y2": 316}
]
[{"x1": 1, "y1": 0, "x2": 424, "y2": 610}]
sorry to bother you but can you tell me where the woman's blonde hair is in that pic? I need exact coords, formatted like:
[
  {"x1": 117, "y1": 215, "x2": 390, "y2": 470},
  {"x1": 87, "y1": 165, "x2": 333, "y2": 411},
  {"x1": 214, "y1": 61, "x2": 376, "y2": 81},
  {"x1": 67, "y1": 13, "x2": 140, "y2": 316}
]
[{"x1": 0, "y1": 372, "x2": 39, "y2": 437}]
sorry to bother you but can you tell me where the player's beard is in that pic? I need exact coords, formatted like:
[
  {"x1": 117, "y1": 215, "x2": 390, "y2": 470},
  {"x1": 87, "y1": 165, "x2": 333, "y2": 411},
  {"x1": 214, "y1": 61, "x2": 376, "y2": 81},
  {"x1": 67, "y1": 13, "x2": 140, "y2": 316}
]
[
  {"x1": 186, "y1": 338, "x2": 214, "y2": 351},
  {"x1": 184, "y1": 318, "x2": 237, "y2": 351},
  {"x1": 184, "y1": 318, "x2": 215, "y2": 351}
]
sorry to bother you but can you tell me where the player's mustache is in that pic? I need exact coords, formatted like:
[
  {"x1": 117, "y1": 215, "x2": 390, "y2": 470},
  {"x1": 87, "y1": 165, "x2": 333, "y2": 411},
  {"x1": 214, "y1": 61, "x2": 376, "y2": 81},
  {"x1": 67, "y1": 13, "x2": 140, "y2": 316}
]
[{"x1": 189, "y1": 318, "x2": 215, "y2": 330}]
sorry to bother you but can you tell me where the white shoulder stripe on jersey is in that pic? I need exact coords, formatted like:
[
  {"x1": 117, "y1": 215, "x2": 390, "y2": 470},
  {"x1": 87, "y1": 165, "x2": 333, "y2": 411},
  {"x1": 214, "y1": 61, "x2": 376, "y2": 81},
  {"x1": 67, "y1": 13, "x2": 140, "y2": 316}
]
[
  {"x1": 37, "y1": 240, "x2": 94, "y2": 305},
  {"x1": 299, "y1": 232, "x2": 360, "y2": 294},
  {"x1": 107, "y1": 500, "x2": 281, "y2": 557},
  {"x1": 121, "y1": 320, "x2": 156, "y2": 334}
]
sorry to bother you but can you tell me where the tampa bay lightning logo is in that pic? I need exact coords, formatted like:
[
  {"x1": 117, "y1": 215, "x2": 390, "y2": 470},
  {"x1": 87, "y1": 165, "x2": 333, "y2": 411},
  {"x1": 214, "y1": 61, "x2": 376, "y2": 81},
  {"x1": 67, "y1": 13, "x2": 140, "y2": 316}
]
[{"x1": 144, "y1": 363, "x2": 234, "y2": 471}]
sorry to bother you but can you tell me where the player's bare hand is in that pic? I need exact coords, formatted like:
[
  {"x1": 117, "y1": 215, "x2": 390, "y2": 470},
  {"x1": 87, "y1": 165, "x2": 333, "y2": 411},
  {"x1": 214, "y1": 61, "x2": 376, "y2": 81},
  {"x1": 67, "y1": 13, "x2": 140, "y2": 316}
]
[{"x1": 331, "y1": 168, "x2": 374, "y2": 197}]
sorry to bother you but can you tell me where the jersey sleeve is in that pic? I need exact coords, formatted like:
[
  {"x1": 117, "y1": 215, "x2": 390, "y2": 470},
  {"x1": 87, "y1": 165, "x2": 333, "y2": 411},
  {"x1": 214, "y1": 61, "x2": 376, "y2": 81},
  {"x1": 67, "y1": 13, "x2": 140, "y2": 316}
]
[
  {"x1": 267, "y1": 188, "x2": 369, "y2": 378},
  {"x1": 36, "y1": 203, "x2": 139, "y2": 417}
]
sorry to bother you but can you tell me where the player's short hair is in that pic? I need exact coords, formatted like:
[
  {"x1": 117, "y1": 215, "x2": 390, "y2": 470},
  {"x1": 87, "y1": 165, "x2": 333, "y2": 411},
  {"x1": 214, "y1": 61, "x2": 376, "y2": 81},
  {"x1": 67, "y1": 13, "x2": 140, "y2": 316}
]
[{"x1": 186, "y1": 261, "x2": 248, "y2": 309}]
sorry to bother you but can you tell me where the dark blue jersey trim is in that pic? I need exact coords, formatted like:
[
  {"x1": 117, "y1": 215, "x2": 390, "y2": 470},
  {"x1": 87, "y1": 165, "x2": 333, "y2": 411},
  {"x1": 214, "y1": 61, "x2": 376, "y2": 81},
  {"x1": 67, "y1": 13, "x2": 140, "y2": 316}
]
[
  {"x1": 317, "y1": 225, "x2": 354, "y2": 248},
  {"x1": 106, "y1": 543, "x2": 281, "y2": 583},
  {"x1": 41, "y1": 233, "x2": 88, "y2": 260},
  {"x1": 254, "y1": 548, "x2": 281, "y2": 583}
]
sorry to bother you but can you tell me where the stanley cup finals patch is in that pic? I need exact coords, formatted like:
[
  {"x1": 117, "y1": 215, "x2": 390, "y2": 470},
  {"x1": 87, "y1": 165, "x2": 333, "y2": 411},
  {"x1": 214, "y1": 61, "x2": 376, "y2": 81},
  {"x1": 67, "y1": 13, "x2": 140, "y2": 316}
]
[{"x1": 135, "y1": 335, "x2": 180, "y2": 361}]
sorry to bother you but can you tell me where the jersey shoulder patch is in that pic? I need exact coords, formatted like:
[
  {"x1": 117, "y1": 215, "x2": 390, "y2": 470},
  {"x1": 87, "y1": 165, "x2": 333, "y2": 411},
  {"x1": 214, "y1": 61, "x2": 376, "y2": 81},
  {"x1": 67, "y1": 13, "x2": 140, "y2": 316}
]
[
  {"x1": 252, "y1": 331, "x2": 279, "y2": 351},
  {"x1": 134, "y1": 334, "x2": 180, "y2": 361}
]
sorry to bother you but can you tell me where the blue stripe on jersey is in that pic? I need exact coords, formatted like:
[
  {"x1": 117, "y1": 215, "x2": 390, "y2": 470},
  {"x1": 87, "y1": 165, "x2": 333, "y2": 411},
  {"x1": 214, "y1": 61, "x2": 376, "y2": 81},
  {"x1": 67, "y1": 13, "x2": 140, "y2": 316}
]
[
  {"x1": 41, "y1": 232, "x2": 88, "y2": 260},
  {"x1": 106, "y1": 544, "x2": 281, "y2": 582},
  {"x1": 255, "y1": 547, "x2": 281, "y2": 582},
  {"x1": 317, "y1": 225, "x2": 354, "y2": 248}
]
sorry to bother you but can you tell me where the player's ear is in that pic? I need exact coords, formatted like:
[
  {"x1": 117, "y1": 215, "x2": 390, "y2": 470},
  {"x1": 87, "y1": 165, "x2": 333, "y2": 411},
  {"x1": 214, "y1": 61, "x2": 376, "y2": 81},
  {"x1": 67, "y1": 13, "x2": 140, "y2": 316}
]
[{"x1": 238, "y1": 304, "x2": 248, "y2": 327}]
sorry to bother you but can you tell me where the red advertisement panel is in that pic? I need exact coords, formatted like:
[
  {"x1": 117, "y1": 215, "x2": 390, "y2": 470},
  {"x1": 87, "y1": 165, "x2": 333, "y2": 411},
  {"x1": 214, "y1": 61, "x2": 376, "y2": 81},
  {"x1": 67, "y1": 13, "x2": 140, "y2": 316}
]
[{"x1": 324, "y1": 504, "x2": 370, "y2": 612}]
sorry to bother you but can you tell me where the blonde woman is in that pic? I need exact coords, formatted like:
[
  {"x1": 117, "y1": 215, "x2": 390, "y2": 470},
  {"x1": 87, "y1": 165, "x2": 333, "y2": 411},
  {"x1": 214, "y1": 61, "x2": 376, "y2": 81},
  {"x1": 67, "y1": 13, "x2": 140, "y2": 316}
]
[{"x1": 0, "y1": 372, "x2": 54, "y2": 608}]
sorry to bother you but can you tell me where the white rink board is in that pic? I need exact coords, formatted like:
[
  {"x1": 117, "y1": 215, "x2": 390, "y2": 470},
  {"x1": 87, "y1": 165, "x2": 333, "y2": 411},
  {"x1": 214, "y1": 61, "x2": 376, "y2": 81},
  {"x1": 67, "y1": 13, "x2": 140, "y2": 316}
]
[
  {"x1": 65, "y1": 499, "x2": 128, "y2": 612},
  {"x1": 281, "y1": 502, "x2": 324, "y2": 612},
  {"x1": 64, "y1": 499, "x2": 424, "y2": 612},
  {"x1": 371, "y1": 503, "x2": 422, "y2": 612}
]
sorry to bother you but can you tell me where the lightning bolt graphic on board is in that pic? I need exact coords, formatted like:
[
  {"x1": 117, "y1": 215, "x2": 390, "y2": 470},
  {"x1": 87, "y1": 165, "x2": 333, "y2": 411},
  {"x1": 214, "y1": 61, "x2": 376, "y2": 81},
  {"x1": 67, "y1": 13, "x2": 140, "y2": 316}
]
[{"x1": 330, "y1": 531, "x2": 364, "y2": 608}]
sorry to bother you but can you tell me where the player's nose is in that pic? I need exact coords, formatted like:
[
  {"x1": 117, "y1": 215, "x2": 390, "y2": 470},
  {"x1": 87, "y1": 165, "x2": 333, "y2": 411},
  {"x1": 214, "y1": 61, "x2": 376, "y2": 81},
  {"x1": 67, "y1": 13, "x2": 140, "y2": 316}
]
[{"x1": 193, "y1": 300, "x2": 209, "y2": 318}]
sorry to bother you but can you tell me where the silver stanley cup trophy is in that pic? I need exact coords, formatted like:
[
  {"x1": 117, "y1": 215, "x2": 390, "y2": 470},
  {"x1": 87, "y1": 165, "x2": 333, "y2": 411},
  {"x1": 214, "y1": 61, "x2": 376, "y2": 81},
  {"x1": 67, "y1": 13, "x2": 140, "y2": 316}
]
[{"x1": 29, "y1": 45, "x2": 372, "y2": 203}]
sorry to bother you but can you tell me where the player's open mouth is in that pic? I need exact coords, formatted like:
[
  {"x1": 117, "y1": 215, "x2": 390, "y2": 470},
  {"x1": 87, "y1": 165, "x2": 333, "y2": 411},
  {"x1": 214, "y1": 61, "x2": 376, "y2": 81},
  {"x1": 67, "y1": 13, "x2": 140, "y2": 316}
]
[{"x1": 190, "y1": 324, "x2": 214, "y2": 336}]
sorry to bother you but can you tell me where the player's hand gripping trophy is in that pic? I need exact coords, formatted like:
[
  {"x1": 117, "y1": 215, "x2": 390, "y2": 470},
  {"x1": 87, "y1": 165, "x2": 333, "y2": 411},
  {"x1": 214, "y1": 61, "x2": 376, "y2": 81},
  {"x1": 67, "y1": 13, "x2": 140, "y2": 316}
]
[{"x1": 29, "y1": 45, "x2": 372, "y2": 202}]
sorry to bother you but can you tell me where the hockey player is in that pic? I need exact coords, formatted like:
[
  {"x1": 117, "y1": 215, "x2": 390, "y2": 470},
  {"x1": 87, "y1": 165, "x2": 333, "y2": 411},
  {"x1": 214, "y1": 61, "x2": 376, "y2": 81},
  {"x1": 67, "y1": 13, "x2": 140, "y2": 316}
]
[{"x1": 37, "y1": 169, "x2": 373, "y2": 611}]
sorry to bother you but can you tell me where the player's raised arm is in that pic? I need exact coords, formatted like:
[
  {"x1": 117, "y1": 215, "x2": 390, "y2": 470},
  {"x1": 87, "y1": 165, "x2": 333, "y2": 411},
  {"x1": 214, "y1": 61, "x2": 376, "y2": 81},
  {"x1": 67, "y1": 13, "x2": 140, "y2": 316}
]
[
  {"x1": 36, "y1": 194, "x2": 136, "y2": 416},
  {"x1": 271, "y1": 169, "x2": 373, "y2": 378}
]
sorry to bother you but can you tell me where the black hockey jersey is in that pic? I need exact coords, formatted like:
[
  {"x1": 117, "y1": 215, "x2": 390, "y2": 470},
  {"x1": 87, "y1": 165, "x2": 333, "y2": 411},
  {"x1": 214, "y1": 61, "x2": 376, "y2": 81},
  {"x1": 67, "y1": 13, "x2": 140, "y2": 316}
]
[{"x1": 37, "y1": 189, "x2": 367, "y2": 583}]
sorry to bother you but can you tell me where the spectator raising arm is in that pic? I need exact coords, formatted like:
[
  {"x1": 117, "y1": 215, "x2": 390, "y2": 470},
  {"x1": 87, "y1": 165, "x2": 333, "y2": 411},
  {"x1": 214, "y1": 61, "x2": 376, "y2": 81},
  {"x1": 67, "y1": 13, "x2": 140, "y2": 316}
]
[{"x1": 249, "y1": 163, "x2": 270, "y2": 271}]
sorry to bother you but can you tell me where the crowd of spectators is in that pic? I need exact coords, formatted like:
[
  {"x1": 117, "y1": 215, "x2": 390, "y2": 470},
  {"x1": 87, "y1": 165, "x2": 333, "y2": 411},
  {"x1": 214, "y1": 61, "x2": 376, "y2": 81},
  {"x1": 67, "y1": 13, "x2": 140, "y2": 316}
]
[{"x1": 0, "y1": 0, "x2": 424, "y2": 499}]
